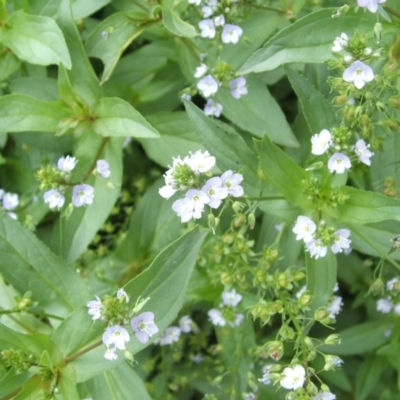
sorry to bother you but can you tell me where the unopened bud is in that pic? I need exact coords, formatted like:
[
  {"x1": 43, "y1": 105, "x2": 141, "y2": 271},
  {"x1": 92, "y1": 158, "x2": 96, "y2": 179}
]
[
  {"x1": 305, "y1": 161, "x2": 324, "y2": 171},
  {"x1": 220, "y1": 272, "x2": 233, "y2": 285},
  {"x1": 370, "y1": 278, "x2": 384, "y2": 294},
  {"x1": 360, "y1": 114, "x2": 369, "y2": 127},
  {"x1": 324, "y1": 334, "x2": 341, "y2": 345},
  {"x1": 248, "y1": 213, "x2": 256, "y2": 230},
  {"x1": 324, "y1": 355, "x2": 343, "y2": 371},
  {"x1": 376, "y1": 101, "x2": 386, "y2": 112},
  {"x1": 388, "y1": 96, "x2": 400, "y2": 109},
  {"x1": 234, "y1": 213, "x2": 246, "y2": 227},
  {"x1": 335, "y1": 95, "x2": 347, "y2": 105},
  {"x1": 293, "y1": 271, "x2": 306, "y2": 281},
  {"x1": 298, "y1": 292, "x2": 312, "y2": 307},
  {"x1": 374, "y1": 22, "x2": 383, "y2": 44},
  {"x1": 314, "y1": 307, "x2": 329, "y2": 321}
]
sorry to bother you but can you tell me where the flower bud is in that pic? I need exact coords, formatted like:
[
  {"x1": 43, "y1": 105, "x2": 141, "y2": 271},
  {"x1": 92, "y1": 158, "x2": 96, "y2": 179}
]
[
  {"x1": 234, "y1": 214, "x2": 246, "y2": 227},
  {"x1": 220, "y1": 272, "x2": 233, "y2": 285},
  {"x1": 334, "y1": 94, "x2": 347, "y2": 105},
  {"x1": 298, "y1": 292, "x2": 312, "y2": 307},
  {"x1": 257, "y1": 165, "x2": 266, "y2": 180},
  {"x1": 324, "y1": 355, "x2": 343, "y2": 371},
  {"x1": 324, "y1": 334, "x2": 341, "y2": 345},
  {"x1": 374, "y1": 22, "x2": 383, "y2": 44},
  {"x1": 314, "y1": 307, "x2": 329, "y2": 321},
  {"x1": 360, "y1": 114, "x2": 369, "y2": 127},
  {"x1": 264, "y1": 341, "x2": 284, "y2": 361},
  {"x1": 370, "y1": 278, "x2": 384, "y2": 294},
  {"x1": 389, "y1": 96, "x2": 400, "y2": 109},
  {"x1": 293, "y1": 271, "x2": 306, "y2": 281},
  {"x1": 248, "y1": 213, "x2": 256, "y2": 230},
  {"x1": 232, "y1": 201, "x2": 245, "y2": 213},
  {"x1": 376, "y1": 101, "x2": 386, "y2": 112}
]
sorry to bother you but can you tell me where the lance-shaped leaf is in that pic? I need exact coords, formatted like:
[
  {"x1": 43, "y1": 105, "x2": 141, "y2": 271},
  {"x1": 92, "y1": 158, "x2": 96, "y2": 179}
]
[
  {"x1": 93, "y1": 97, "x2": 160, "y2": 138},
  {"x1": 0, "y1": 10, "x2": 71, "y2": 68},
  {"x1": 240, "y1": 8, "x2": 374, "y2": 74},
  {"x1": 85, "y1": 11, "x2": 148, "y2": 84},
  {"x1": 71, "y1": 228, "x2": 208, "y2": 382},
  {"x1": 0, "y1": 94, "x2": 71, "y2": 133},
  {"x1": 0, "y1": 214, "x2": 89, "y2": 316},
  {"x1": 286, "y1": 66, "x2": 338, "y2": 133},
  {"x1": 162, "y1": 7, "x2": 197, "y2": 37}
]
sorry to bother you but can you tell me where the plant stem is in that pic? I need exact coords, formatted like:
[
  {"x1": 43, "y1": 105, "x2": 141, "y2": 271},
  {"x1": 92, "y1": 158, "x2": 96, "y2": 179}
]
[
  {"x1": 64, "y1": 339, "x2": 103, "y2": 363},
  {"x1": 0, "y1": 308, "x2": 63, "y2": 320},
  {"x1": 384, "y1": 6, "x2": 400, "y2": 19},
  {"x1": 238, "y1": 0, "x2": 287, "y2": 14}
]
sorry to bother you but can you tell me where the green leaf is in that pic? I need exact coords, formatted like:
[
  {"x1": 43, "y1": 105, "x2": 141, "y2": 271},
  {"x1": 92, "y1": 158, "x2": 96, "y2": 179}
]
[
  {"x1": 30, "y1": 0, "x2": 62, "y2": 17},
  {"x1": 285, "y1": 67, "x2": 338, "y2": 133},
  {"x1": 85, "y1": 11, "x2": 146, "y2": 84},
  {"x1": 254, "y1": 135, "x2": 310, "y2": 208},
  {"x1": 93, "y1": 97, "x2": 160, "y2": 138},
  {"x1": 162, "y1": 7, "x2": 197, "y2": 37},
  {"x1": 0, "y1": 10, "x2": 71, "y2": 68},
  {"x1": 0, "y1": 214, "x2": 89, "y2": 316},
  {"x1": 71, "y1": 0, "x2": 111, "y2": 19},
  {"x1": 0, "y1": 47, "x2": 20, "y2": 82},
  {"x1": 0, "y1": 370, "x2": 30, "y2": 399},
  {"x1": 56, "y1": 0, "x2": 101, "y2": 108},
  {"x1": 355, "y1": 356, "x2": 384, "y2": 400},
  {"x1": 183, "y1": 99, "x2": 260, "y2": 194},
  {"x1": 58, "y1": 364, "x2": 80, "y2": 400},
  {"x1": 306, "y1": 251, "x2": 337, "y2": 318},
  {"x1": 0, "y1": 94, "x2": 70, "y2": 133},
  {"x1": 239, "y1": 8, "x2": 375, "y2": 74},
  {"x1": 216, "y1": 75, "x2": 298, "y2": 147},
  {"x1": 10, "y1": 76, "x2": 58, "y2": 101}
]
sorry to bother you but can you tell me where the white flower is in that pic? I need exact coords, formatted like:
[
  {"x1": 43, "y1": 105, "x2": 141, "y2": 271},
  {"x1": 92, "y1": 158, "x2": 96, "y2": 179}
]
[
  {"x1": 87, "y1": 296, "x2": 102, "y2": 320},
  {"x1": 314, "y1": 392, "x2": 336, "y2": 400},
  {"x1": 296, "y1": 285, "x2": 307, "y2": 299},
  {"x1": 117, "y1": 288, "x2": 129, "y2": 303},
  {"x1": 221, "y1": 289, "x2": 242, "y2": 307},
  {"x1": 57, "y1": 155, "x2": 77, "y2": 172},
  {"x1": 155, "y1": 327, "x2": 181, "y2": 345},
  {"x1": 131, "y1": 312, "x2": 159, "y2": 343},
  {"x1": 258, "y1": 373, "x2": 271, "y2": 385},
  {"x1": 185, "y1": 150, "x2": 216, "y2": 173},
  {"x1": 7, "y1": 212, "x2": 17, "y2": 220},
  {"x1": 204, "y1": 99, "x2": 223, "y2": 117},
  {"x1": 179, "y1": 315, "x2": 193, "y2": 333},
  {"x1": 199, "y1": 19, "x2": 216, "y2": 39},
  {"x1": 188, "y1": 0, "x2": 201, "y2": 4},
  {"x1": 104, "y1": 347, "x2": 118, "y2": 360},
  {"x1": 306, "y1": 239, "x2": 328, "y2": 259},
  {"x1": 357, "y1": 0, "x2": 386, "y2": 13},
  {"x1": 72, "y1": 184, "x2": 94, "y2": 207},
  {"x1": 331, "y1": 229, "x2": 351, "y2": 254},
  {"x1": 102, "y1": 325, "x2": 130, "y2": 350},
  {"x1": 2, "y1": 193, "x2": 19, "y2": 210},
  {"x1": 221, "y1": 24, "x2": 243, "y2": 44},
  {"x1": 96, "y1": 160, "x2": 111, "y2": 178},
  {"x1": 311, "y1": 129, "x2": 332, "y2": 155},
  {"x1": 327, "y1": 296, "x2": 343, "y2": 318},
  {"x1": 220, "y1": 170, "x2": 244, "y2": 197},
  {"x1": 228, "y1": 312, "x2": 244, "y2": 327},
  {"x1": 194, "y1": 63, "x2": 208, "y2": 78},
  {"x1": 364, "y1": 47, "x2": 372, "y2": 55},
  {"x1": 181, "y1": 93, "x2": 192, "y2": 101},
  {"x1": 214, "y1": 15, "x2": 225, "y2": 26},
  {"x1": 387, "y1": 278, "x2": 398, "y2": 291},
  {"x1": 377, "y1": 298, "x2": 392, "y2": 313},
  {"x1": 208, "y1": 308, "x2": 226, "y2": 326},
  {"x1": 280, "y1": 365, "x2": 306, "y2": 390},
  {"x1": 202, "y1": 6, "x2": 213, "y2": 17},
  {"x1": 343, "y1": 60, "x2": 374, "y2": 89},
  {"x1": 292, "y1": 216, "x2": 316, "y2": 242},
  {"x1": 229, "y1": 77, "x2": 248, "y2": 99},
  {"x1": 344, "y1": 55, "x2": 353, "y2": 63},
  {"x1": 201, "y1": 177, "x2": 228, "y2": 208},
  {"x1": 328, "y1": 153, "x2": 351, "y2": 174},
  {"x1": 43, "y1": 189, "x2": 65, "y2": 209},
  {"x1": 332, "y1": 33, "x2": 348, "y2": 52},
  {"x1": 191, "y1": 353, "x2": 204, "y2": 363},
  {"x1": 172, "y1": 189, "x2": 210, "y2": 222},
  {"x1": 159, "y1": 157, "x2": 185, "y2": 199},
  {"x1": 354, "y1": 139, "x2": 374, "y2": 166},
  {"x1": 197, "y1": 74, "x2": 219, "y2": 97},
  {"x1": 394, "y1": 304, "x2": 400, "y2": 315}
]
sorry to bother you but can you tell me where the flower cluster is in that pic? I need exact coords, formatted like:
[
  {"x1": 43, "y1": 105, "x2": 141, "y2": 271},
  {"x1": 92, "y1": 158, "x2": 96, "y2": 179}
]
[
  {"x1": 159, "y1": 151, "x2": 244, "y2": 223},
  {"x1": 292, "y1": 216, "x2": 351, "y2": 259},
  {"x1": 311, "y1": 129, "x2": 374, "y2": 173},
  {"x1": 153, "y1": 315, "x2": 196, "y2": 346},
  {"x1": 87, "y1": 289, "x2": 159, "y2": 360},
  {"x1": 38, "y1": 156, "x2": 111, "y2": 211},
  {"x1": 0, "y1": 190, "x2": 19, "y2": 220},
  {"x1": 376, "y1": 277, "x2": 400, "y2": 315},
  {"x1": 208, "y1": 288, "x2": 244, "y2": 327},
  {"x1": 357, "y1": 0, "x2": 386, "y2": 13}
]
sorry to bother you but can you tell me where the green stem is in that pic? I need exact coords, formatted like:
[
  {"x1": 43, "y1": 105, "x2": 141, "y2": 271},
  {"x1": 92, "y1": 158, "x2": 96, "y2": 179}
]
[
  {"x1": 383, "y1": 6, "x2": 400, "y2": 19},
  {"x1": 0, "y1": 308, "x2": 63, "y2": 320},
  {"x1": 238, "y1": 0, "x2": 287, "y2": 14},
  {"x1": 64, "y1": 339, "x2": 103, "y2": 363},
  {"x1": 245, "y1": 196, "x2": 286, "y2": 201}
]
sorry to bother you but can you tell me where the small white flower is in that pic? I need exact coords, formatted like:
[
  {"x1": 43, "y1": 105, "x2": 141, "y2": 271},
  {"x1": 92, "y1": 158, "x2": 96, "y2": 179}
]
[
  {"x1": 87, "y1": 296, "x2": 102, "y2": 320},
  {"x1": 72, "y1": 184, "x2": 94, "y2": 207},
  {"x1": 229, "y1": 77, "x2": 248, "y2": 99},
  {"x1": 181, "y1": 93, "x2": 192, "y2": 101},
  {"x1": 314, "y1": 392, "x2": 336, "y2": 400},
  {"x1": 331, "y1": 229, "x2": 351, "y2": 254},
  {"x1": 311, "y1": 129, "x2": 332, "y2": 155},
  {"x1": 191, "y1": 353, "x2": 204, "y2": 363},
  {"x1": 198, "y1": 19, "x2": 216, "y2": 39},
  {"x1": 202, "y1": 5, "x2": 213, "y2": 17},
  {"x1": 221, "y1": 289, "x2": 242, "y2": 307},
  {"x1": 214, "y1": 14, "x2": 225, "y2": 26},
  {"x1": 343, "y1": 60, "x2": 374, "y2": 89},
  {"x1": 296, "y1": 285, "x2": 307, "y2": 299},
  {"x1": 364, "y1": 47, "x2": 373, "y2": 55},
  {"x1": 328, "y1": 153, "x2": 351, "y2": 174},
  {"x1": 357, "y1": 0, "x2": 386, "y2": 13},
  {"x1": 354, "y1": 139, "x2": 374, "y2": 166},
  {"x1": 332, "y1": 33, "x2": 348, "y2": 52},
  {"x1": 131, "y1": 312, "x2": 159, "y2": 343},
  {"x1": 188, "y1": 0, "x2": 201, "y2": 5},
  {"x1": 43, "y1": 189, "x2": 65, "y2": 209},
  {"x1": 229, "y1": 312, "x2": 244, "y2": 327},
  {"x1": 327, "y1": 296, "x2": 343, "y2": 318},
  {"x1": 2, "y1": 193, "x2": 19, "y2": 210},
  {"x1": 387, "y1": 278, "x2": 398, "y2": 291},
  {"x1": 220, "y1": 170, "x2": 244, "y2": 197},
  {"x1": 258, "y1": 373, "x2": 271, "y2": 385},
  {"x1": 155, "y1": 327, "x2": 181, "y2": 345},
  {"x1": 306, "y1": 239, "x2": 328, "y2": 259},
  {"x1": 117, "y1": 288, "x2": 130, "y2": 303},
  {"x1": 185, "y1": 150, "x2": 216, "y2": 173},
  {"x1": 197, "y1": 74, "x2": 219, "y2": 97},
  {"x1": 280, "y1": 365, "x2": 306, "y2": 390},
  {"x1": 179, "y1": 315, "x2": 193, "y2": 333},
  {"x1": 377, "y1": 298, "x2": 392, "y2": 313},
  {"x1": 204, "y1": 99, "x2": 223, "y2": 118},
  {"x1": 201, "y1": 177, "x2": 228, "y2": 208},
  {"x1": 159, "y1": 157, "x2": 185, "y2": 199},
  {"x1": 159, "y1": 185, "x2": 177, "y2": 199},
  {"x1": 172, "y1": 189, "x2": 210, "y2": 222},
  {"x1": 221, "y1": 24, "x2": 243, "y2": 44},
  {"x1": 102, "y1": 325, "x2": 130, "y2": 350},
  {"x1": 57, "y1": 155, "x2": 77, "y2": 172},
  {"x1": 208, "y1": 308, "x2": 226, "y2": 326},
  {"x1": 292, "y1": 216, "x2": 316, "y2": 242},
  {"x1": 104, "y1": 347, "x2": 118, "y2": 360},
  {"x1": 394, "y1": 304, "x2": 400, "y2": 315},
  {"x1": 96, "y1": 160, "x2": 111, "y2": 178},
  {"x1": 194, "y1": 63, "x2": 208, "y2": 78}
]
